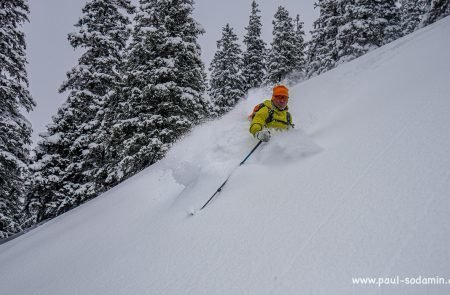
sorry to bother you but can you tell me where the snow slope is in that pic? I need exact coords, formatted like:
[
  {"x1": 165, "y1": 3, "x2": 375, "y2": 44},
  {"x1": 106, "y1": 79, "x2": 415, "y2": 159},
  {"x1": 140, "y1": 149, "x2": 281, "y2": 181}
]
[{"x1": 1, "y1": 17, "x2": 450, "y2": 295}]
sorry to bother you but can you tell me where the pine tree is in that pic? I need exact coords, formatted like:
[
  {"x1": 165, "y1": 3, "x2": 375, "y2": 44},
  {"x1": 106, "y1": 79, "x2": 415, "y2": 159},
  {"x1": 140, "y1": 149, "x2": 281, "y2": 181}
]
[
  {"x1": 25, "y1": 114, "x2": 73, "y2": 223},
  {"x1": 306, "y1": 0, "x2": 340, "y2": 78},
  {"x1": 209, "y1": 24, "x2": 245, "y2": 115},
  {"x1": 25, "y1": 0, "x2": 134, "y2": 223},
  {"x1": 0, "y1": 0, "x2": 35, "y2": 238},
  {"x1": 401, "y1": 0, "x2": 425, "y2": 35},
  {"x1": 419, "y1": 0, "x2": 450, "y2": 27},
  {"x1": 336, "y1": 0, "x2": 401, "y2": 64},
  {"x1": 264, "y1": 6, "x2": 298, "y2": 85},
  {"x1": 242, "y1": 0, "x2": 266, "y2": 91},
  {"x1": 379, "y1": 0, "x2": 402, "y2": 44},
  {"x1": 288, "y1": 14, "x2": 307, "y2": 83},
  {"x1": 105, "y1": 0, "x2": 209, "y2": 184}
]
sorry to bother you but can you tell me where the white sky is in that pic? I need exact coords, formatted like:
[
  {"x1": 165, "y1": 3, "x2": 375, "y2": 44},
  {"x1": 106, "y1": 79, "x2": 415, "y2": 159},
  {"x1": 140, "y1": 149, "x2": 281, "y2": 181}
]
[{"x1": 23, "y1": 0, "x2": 317, "y2": 145}]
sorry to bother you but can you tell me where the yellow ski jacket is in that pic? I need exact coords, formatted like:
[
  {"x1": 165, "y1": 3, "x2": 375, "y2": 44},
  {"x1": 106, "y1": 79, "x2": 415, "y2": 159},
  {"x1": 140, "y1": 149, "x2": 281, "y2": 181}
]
[{"x1": 249, "y1": 100, "x2": 293, "y2": 136}]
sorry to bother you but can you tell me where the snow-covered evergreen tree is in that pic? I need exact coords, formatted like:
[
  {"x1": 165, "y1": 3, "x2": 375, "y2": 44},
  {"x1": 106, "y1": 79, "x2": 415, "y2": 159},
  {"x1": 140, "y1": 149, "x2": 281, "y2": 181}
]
[
  {"x1": 242, "y1": 0, "x2": 266, "y2": 91},
  {"x1": 25, "y1": 0, "x2": 134, "y2": 223},
  {"x1": 0, "y1": 0, "x2": 35, "y2": 238},
  {"x1": 401, "y1": 0, "x2": 426, "y2": 35},
  {"x1": 25, "y1": 114, "x2": 73, "y2": 223},
  {"x1": 264, "y1": 6, "x2": 298, "y2": 85},
  {"x1": 306, "y1": 0, "x2": 340, "y2": 78},
  {"x1": 379, "y1": 0, "x2": 403, "y2": 44},
  {"x1": 105, "y1": 0, "x2": 209, "y2": 184},
  {"x1": 419, "y1": 0, "x2": 450, "y2": 27},
  {"x1": 288, "y1": 14, "x2": 307, "y2": 83},
  {"x1": 336, "y1": 0, "x2": 401, "y2": 64},
  {"x1": 209, "y1": 24, "x2": 245, "y2": 115}
]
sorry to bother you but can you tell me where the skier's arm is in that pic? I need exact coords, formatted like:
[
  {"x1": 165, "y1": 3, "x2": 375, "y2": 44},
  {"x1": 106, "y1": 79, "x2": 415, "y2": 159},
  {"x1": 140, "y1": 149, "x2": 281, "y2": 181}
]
[{"x1": 249, "y1": 107, "x2": 269, "y2": 136}]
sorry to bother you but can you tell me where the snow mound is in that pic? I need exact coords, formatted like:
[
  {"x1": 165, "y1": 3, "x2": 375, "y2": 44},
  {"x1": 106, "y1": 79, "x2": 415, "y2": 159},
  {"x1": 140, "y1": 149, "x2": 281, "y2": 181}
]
[{"x1": 167, "y1": 160, "x2": 202, "y2": 186}]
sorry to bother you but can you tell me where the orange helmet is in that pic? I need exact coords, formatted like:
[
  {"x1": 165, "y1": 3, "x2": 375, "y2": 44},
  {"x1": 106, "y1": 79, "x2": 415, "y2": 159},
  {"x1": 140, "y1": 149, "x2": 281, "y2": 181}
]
[
  {"x1": 272, "y1": 85, "x2": 289, "y2": 109},
  {"x1": 272, "y1": 85, "x2": 289, "y2": 98}
]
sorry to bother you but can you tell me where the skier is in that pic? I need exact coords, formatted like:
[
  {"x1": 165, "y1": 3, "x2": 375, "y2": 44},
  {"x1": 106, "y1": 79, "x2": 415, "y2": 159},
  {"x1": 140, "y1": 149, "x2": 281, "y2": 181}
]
[
  {"x1": 249, "y1": 85, "x2": 294, "y2": 142},
  {"x1": 195, "y1": 87, "x2": 293, "y2": 214}
]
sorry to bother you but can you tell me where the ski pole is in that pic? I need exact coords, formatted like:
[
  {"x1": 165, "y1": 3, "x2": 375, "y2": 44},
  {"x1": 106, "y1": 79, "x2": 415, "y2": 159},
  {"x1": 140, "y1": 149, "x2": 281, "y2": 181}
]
[{"x1": 197, "y1": 140, "x2": 263, "y2": 212}]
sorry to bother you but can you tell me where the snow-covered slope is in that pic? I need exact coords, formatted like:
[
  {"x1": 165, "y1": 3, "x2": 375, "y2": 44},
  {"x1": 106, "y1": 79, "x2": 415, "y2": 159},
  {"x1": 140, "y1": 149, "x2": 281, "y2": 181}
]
[{"x1": 1, "y1": 17, "x2": 450, "y2": 295}]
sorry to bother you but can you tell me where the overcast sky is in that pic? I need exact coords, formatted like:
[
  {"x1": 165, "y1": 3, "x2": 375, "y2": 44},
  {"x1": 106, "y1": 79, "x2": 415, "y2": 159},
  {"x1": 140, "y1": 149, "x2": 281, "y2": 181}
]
[{"x1": 23, "y1": 0, "x2": 317, "y2": 145}]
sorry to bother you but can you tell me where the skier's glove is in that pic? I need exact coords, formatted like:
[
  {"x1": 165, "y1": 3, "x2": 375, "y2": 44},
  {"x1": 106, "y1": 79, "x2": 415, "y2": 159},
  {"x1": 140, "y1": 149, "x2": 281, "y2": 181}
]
[{"x1": 256, "y1": 130, "x2": 271, "y2": 142}]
